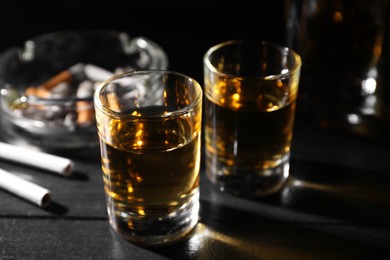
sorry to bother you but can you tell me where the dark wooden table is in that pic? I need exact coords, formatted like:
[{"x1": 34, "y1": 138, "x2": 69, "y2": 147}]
[
  {"x1": 1, "y1": 2, "x2": 390, "y2": 259},
  {"x1": 1, "y1": 119, "x2": 390, "y2": 259}
]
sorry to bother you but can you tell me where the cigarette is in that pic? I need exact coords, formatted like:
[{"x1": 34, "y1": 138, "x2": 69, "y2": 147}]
[
  {"x1": 76, "y1": 80, "x2": 95, "y2": 126},
  {"x1": 0, "y1": 142, "x2": 74, "y2": 177},
  {"x1": 84, "y1": 63, "x2": 114, "y2": 83},
  {"x1": 0, "y1": 168, "x2": 51, "y2": 208},
  {"x1": 25, "y1": 63, "x2": 85, "y2": 98},
  {"x1": 107, "y1": 92, "x2": 121, "y2": 111}
]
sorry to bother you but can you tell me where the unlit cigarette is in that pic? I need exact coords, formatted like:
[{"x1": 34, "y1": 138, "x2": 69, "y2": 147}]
[
  {"x1": 0, "y1": 142, "x2": 74, "y2": 177},
  {"x1": 0, "y1": 168, "x2": 51, "y2": 208}
]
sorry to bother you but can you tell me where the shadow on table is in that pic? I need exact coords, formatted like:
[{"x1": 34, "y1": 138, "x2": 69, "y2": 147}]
[
  {"x1": 150, "y1": 171, "x2": 390, "y2": 259},
  {"x1": 150, "y1": 201, "x2": 389, "y2": 259},
  {"x1": 281, "y1": 158, "x2": 390, "y2": 225},
  {"x1": 45, "y1": 201, "x2": 69, "y2": 215}
]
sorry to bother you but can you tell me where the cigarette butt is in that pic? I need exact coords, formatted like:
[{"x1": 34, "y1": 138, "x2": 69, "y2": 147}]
[
  {"x1": 99, "y1": 81, "x2": 141, "y2": 112},
  {"x1": 0, "y1": 168, "x2": 51, "y2": 208},
  {"x1": 41, "y1": 70, "x2": 73, "y2": 90},
  {"x1": 24, "y1": 87, "x2": 51, "y2": 98},
  {"x1": 50, "y1": 82, "x2": 72, "y2": 99},
  {"x1": 84, "y1": 63, "x2": 114, "y2": 83},
  {"x1": 42, "y1": 63, "x2": 85, "y2": 90},
  {"x1": 107, "y1": 92, "x2": 121, "y2": 111},
  {"x1": 76, "y1": 101, "x2": 95, "y2": 126},
  {"x1": 76, "y1": 80, "x2": 95, "y2": 126},
  {"x1": 24, "y1": 63, "x2": 85, "y2": 99},
  {"x1": 24, "y1": 70, "x2": 72, "y2": 99},
  {"x1": 0, "y1": 142, "x2": 74, "y2": 177}
]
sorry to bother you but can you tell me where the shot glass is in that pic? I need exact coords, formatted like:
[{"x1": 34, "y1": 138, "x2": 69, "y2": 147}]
[
  {"x1": 203, "y1": 40, "x2": 301, "y2": 198},
  {"x1": 94, "y1": 70, "x2": 203, "y2": 246}
]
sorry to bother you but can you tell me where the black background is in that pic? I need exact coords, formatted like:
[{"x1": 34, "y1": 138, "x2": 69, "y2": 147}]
[{"x1": 0, "y1": 2, "x2": 288, "y2": 84}]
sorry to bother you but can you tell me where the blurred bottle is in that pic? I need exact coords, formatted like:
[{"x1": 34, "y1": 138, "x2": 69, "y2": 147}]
[{"x1": 285, "y1": 0, "x2": 390, "y2": 143}]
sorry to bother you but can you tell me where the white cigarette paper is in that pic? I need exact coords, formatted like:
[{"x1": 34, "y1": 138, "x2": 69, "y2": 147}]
[
  {"x1": 0, "y1": 168, "x2": 51, "y2": 208},
  {"x1": 0, "y1": 142, "x2": 74, "y2": 177}
]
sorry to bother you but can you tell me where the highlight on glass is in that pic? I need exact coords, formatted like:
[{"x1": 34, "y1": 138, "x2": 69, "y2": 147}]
[
  {"x1": 203, "y1": 40, "x2": 301, "y2": 198},
  {"x1": 94, "y1": 70, "x2": 203, "y2": 247}
]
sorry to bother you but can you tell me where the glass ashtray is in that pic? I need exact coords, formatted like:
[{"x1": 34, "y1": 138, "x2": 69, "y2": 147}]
[{"x1": 0, "y1": 30, "x2": 168, "y2": 154}]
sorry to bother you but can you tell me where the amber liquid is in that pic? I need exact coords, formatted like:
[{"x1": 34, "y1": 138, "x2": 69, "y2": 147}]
[
  {"x1": 96, "y1": 105, "x2": 201, "y2": 244},
  {"x1": 204, "y1": 78, "x2": 298, "y2": 197}
]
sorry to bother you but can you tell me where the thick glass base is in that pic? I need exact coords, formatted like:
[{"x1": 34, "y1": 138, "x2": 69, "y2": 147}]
[
  {"x1": 107, "y1": 192, "x2": 199, "y2": 247},
  {"x1": 206, "y1": 153, "x2": 290, "y2": 198}
]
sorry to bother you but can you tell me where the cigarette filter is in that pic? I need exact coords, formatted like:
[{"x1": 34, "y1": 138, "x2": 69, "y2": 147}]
[
  {"x1": 24, "y1": 63, "x2": 85, "y2": 98},
  {"x1": 76, "y1": 80, "x2": 95, "y2": 126}
]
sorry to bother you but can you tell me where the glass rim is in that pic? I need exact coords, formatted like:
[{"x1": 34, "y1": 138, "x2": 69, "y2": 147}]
[
  {"x1": 203, "y1": 39, "x2": 302, "y2": 80},
  {"x1": 94, "y1": 69, "x2": 203, "y2": 119}
]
